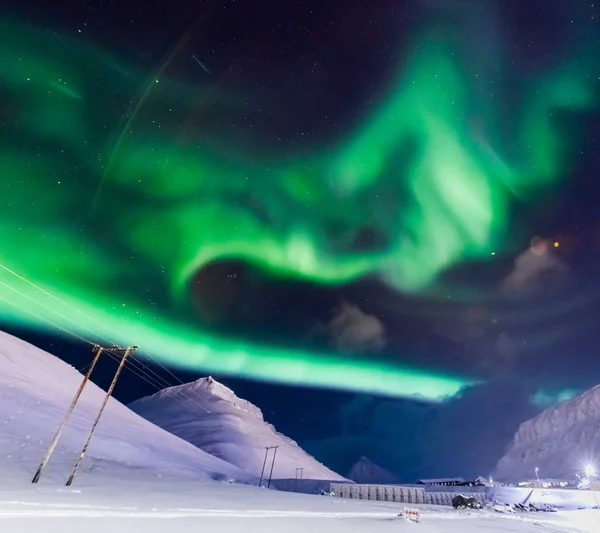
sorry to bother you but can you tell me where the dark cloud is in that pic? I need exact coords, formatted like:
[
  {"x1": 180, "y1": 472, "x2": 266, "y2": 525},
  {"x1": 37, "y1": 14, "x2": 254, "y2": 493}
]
[{"x1": 305, "y1": 378, "x2": 539, "y2": 482}]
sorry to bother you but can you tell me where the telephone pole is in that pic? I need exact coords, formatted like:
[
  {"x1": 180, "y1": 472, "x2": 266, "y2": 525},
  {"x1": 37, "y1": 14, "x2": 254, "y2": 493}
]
[
  {"x1": 258, "y1": 446, "x2": 278, "y2": 487},
  {"x1": 295, "y1": 467, "x2": 304, "y2": 491},
  {"x1": 258, "y1": 447, "x2": 269, "y2": 487},
  {"x1": 32, "y1": 344, "x2": 105, "y2": 484},
  {"x1": 65, "y1": 345, "x2": 137, "y2": 486},
  {"x1": 267, "y1": 445, "x2": 279, "y2": 488}
]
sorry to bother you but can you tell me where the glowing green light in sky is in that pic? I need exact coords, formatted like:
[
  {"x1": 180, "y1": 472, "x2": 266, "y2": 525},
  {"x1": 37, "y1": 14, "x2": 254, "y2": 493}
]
[
  {"x1": 0, "y1": 16, "x2": 597, "y2": 399},
  {"x1": 531, "y1": 388, "x2": 580, "y2": 409}
]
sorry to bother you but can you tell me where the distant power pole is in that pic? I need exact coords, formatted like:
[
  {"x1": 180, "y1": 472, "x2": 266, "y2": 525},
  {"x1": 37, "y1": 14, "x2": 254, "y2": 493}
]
[
  {"x1": 267, "y1": 445, "x2": 279, "y2": 489},
  {"x1": 32, "y1": 344, "x2": 105, "y2": 484},
  {"x1": 258, "y1": 446, "x2": 279, "y2": 488},
  {"x1": 258, "y1": 448, "x2": 269, "y2": 487},
  {"x1": 65, "y1": 345, "x2": 137, "y2": 486},
  {"x1": 295, "y1": 467, "x2": 304, "y2": 491}
]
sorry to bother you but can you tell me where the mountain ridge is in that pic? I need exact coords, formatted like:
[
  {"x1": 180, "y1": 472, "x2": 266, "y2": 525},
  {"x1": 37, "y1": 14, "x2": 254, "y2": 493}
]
[
  {"x1": 347, "y1": 456, "x2": 398, "y2": 484},
  {"x1": 129, "y1": 376, "x2": 345, "y2": 483},
  {"x1": 494, "y1": 383, "x2": 600, "y2": 481}
]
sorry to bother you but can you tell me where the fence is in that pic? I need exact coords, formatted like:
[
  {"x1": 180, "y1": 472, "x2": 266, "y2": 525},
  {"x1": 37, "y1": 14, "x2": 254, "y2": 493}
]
[
  {"x1": 330, "y1": 483, "x2": 487, "y2": 507},
  {"x1": 424, "y1": 492, "x2": 487, "y2": 506},
  {"x1": 330, "y1": 483, "x2": 425, "y2": 503}
]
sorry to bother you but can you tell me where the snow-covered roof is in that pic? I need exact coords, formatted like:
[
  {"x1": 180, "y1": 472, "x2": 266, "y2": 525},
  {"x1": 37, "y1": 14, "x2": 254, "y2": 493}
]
[{"x1": 418, "y1": 477, "x2": 466, "y2": 484}]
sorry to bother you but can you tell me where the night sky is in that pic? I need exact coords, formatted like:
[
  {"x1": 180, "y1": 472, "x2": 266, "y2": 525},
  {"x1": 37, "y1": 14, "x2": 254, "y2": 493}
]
[{"x1": 2, "y1": 0, "x2": 600, "y2": 482}]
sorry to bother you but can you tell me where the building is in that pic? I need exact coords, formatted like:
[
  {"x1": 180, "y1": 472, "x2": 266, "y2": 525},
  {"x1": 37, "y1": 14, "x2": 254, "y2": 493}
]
[
  {"x1": 417, "y1": 476, "x2": 490, "y2": 487},
  {"x1": 417, "y1": 478, "x2": 465, "y2": 487}
]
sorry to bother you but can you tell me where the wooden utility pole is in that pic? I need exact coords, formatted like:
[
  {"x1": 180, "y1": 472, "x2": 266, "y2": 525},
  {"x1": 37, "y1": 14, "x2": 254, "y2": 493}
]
[
  {"x1": 267, "y1": 445, "x2": 279, "y2": 488},
  {"x1": 258, "y1": 448, "x2": 269, "y2": 487},
  {"x1": 65, "y1": 345, "x2": 137, "y2": 486},
  {"x1": 32, "y1": 344, "x2": 105, "y2": 484},
  {"x1": 294, "y1": 467, "x2": 304, "y2": 491},
  {"x1": 258, "y1": 446, "x2": 278, "y2": 487}
]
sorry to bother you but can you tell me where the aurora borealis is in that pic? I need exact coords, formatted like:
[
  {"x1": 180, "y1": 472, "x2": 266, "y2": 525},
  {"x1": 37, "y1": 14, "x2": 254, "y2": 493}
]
[{"x1": 1, "y1": 4, "x2": 598, "y2": 401}]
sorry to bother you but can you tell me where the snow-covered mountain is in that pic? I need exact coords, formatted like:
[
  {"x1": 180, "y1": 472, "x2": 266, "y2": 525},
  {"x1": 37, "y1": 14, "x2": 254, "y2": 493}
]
[
  {"x1": 346, "y1": 456, "x2": 398, "y2": 485},
  {"x1": 494, "y1": 383, "x2": 600, "y2": 481},
  {"x1": 2, "y1": 329, "x2": 600, "y2": 532},
  {"x1": 0, "y1": 330, "x2": 249, "y2": 486},
  {"x1": 129, "y1": 377, "x2": 346, "y2": 484}
]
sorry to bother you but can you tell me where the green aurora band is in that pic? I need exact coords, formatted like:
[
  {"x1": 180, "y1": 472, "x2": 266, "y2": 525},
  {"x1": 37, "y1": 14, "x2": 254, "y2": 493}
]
[{"x1": 0, "y1": 17, "x2": 597, "y2": 400}]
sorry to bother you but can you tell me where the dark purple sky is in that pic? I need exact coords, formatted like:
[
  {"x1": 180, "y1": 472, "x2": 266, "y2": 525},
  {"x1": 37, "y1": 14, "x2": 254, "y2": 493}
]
[{"x1": 5, "y1": 0, "x2": 600, "y2": 481}]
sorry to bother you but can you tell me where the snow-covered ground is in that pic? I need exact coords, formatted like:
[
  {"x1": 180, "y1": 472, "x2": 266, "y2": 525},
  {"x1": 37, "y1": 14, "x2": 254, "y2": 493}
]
[
  {"x1": 2, "y1": 472, "x2": 600, "y2": 533},
  {"x1": 1, "y1": 329, "x2": 599, "y2": 532}
]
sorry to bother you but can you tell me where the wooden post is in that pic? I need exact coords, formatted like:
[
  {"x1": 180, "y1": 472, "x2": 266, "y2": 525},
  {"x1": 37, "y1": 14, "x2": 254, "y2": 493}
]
[
  {"x1": 294, "y1": 467, "x2": 304, "y2": 491},
  {"x1": 32, "y1": 345, "x2": 104, "y2": 484},
  {"x1": 258, "y1": 447, "x2": 269, "y2": 487},
  {"x1": 65, "y1": 346, "x2": 136, "y2": 486},
  {"x1": 267, "y1": 445, "x2": 278, "y2": 488}
]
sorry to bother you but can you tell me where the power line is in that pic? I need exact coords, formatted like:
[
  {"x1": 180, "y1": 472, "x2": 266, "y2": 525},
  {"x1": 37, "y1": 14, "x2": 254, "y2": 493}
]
[
  {"x1": 0, "y1": 273, "x2": 247, "y2": 486},
  {"x1": 0, "y1": 260, "x2": 193, "y2": 389},
  {"x1": 0, "y1": 278, "x2": 202, "y2": 421},
  {"x1": 0, "y1": 261, "x2": 119, "y2": 342},
  {"x1": 0, "y1": 265, "x2": 208, "y2": 411},
  {"x1": 0, "y1": 289, "x2": 96, "y2": 347},
  {"x1": 0, "y1": 278, "x2": 103, "y2": 345}
]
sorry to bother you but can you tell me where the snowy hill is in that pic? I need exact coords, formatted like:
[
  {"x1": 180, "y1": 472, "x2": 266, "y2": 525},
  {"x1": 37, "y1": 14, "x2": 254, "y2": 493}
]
[
  {"x1": 494, "y1": 383, "x2": 600, "y2": 481},
  {"x1": 347, "y1": 456, "x2": 398, "y2": 485},
  {"x1": 1, "y1": 330, "x2": 600, "y2": 532},
  {"x1": 0, "y1": 330, "x2": 250, "y2": 486},
  {"x1": 129, "y1": 377, "x2": 346, "y2": 485}
]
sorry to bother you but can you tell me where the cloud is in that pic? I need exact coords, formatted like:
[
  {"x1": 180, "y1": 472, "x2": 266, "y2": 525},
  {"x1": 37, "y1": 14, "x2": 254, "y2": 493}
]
[
  {"x1": 502, "y1": 238, "x2": 568, "y2": 296},
  {"x1": 305, "y1": 379, "x2": 539, "y2": 482},
  {"x1": 495, "y1": 330, "x2": 517, "y2": 366},
  {"x1": 530, "y1": 388, "x2": 580, "y2": 408},
  {"x1": 433, "y1": 310, "x2": 520, "y2": 372},
  {"x1": 325, "y1": 301, "x2": 386, "y2": 353}
]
